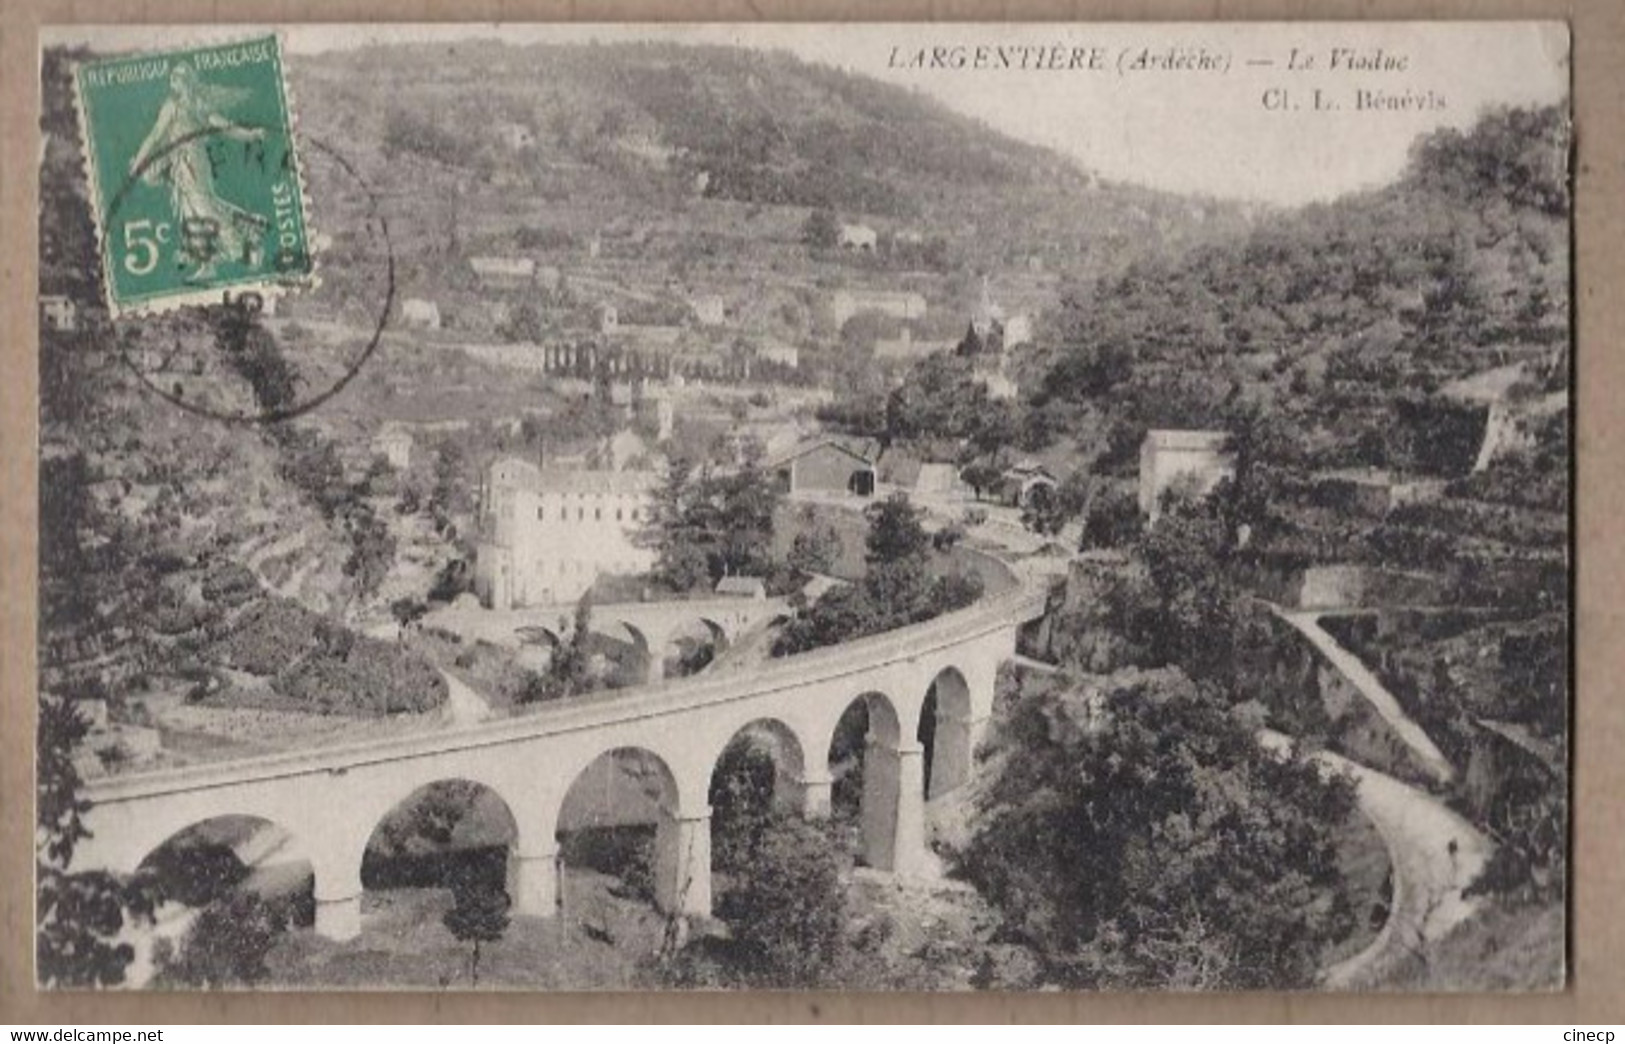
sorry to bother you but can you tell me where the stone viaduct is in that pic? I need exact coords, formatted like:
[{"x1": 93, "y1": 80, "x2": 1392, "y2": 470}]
[
  {"x1": 422, "y1": 595, "x2": 792, "y2": 684},
  {"x1": 72, "y1": 565, "x2": 1050, "y2": 943}
]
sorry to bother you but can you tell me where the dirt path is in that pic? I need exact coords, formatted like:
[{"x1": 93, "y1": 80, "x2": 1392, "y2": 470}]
[{"x1": 1259, "y1": 731, "x2": 1492, "y2": 989}]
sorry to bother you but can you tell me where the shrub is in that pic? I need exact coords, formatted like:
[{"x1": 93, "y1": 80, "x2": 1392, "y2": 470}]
[
  {"x1": 216, "y1": 598, "x2": 319, "y2": 676},
  {"x1": 955, "y1": 669, "x2": 1358, "y2": 989},
  {"x1": 673, "y1": 812, "x2": 848, "y2": 988},
  {"x1": 153, "y1": 891, "x2": 286, "y2": 989},
  {"x1": 201, "y1": 561, "x2": 261, "y2": 608},
  {"x1": 269, "y1": 636, "x2": 447, "y2": 716}
]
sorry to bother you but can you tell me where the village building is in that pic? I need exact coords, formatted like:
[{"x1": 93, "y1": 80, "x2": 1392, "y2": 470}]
[
  {"x1": 40, "y1": 294, "x2": 77, "y2": 332},
  {"x1": 1138, "y1": 429, "x2": 1236, "y2": 522},
  {"x1": 371, "y1": 428, "x2": 414, "y2": 470},
  {"x1": 689, "y1": 294, "x2": 727, "y2": 326},
  {"x1": 715, "y1": 576, "x2": 768, "y2": 600},
  {"x1": 756, "y1": 337, "x2": 801, "y2": 370},
  {"x1": 493, "y1": 121, "x2": 535, "y2": 150},
  {"x1": 996, "y1": 460, "x2": 1059, "y2": 509},
  {"x1": 469, "y1": 256, "x2": 537, "y2": 284},
  {"x1": 832, "y1": 289, "x2": 928, "y2": 328},
  {"x1": 766, "y1": 437, "x2": 879, "y2": 498},
  {"x1": 838, "y1": 223, "x2": 878, "y2": 251},
  {"x1": 474, "y1": 457, "x2": 659, "y2": 609},
  {"x1": 400, "y1": 298, "x2": 441, "y2": 330},
  {"x1": 966, "y1": 277, "x2": 1035, "y2": 352},
  {"x1": 1002, "y1": 313, "x2": 1034, "y2": 348}
]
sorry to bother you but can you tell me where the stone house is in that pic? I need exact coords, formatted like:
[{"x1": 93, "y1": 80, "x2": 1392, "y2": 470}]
[
  {"x1": 1138, "y1": 429, "x2": 1236, "y2": 523},
  {"x1": 765, "y1": 438, "x2": 878, "y2": 498}
]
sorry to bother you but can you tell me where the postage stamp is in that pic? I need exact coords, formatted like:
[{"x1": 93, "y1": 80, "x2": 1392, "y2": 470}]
[{"x1": 72, "y1": 33, "x2": 315, "y2": 316}]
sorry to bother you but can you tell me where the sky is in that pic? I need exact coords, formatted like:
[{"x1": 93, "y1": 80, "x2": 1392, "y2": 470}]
[{"x1": 47, "y1": 22, "x2": 1569, "y2": 206}]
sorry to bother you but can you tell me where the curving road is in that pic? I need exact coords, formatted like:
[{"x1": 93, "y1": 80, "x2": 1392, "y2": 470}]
[{"x1": 1259, "y1": 730, "x2": 1491, "y2": 989}]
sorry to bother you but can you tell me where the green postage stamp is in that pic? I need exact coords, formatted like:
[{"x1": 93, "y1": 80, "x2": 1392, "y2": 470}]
[{"x1": 73, "y1": 34, "x2": 315, "y2": 316}]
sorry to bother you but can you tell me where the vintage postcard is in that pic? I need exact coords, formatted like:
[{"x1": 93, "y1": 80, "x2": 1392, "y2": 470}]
[{"x1": 35, "y1": 22, "x2": 1570, "y2": 992}]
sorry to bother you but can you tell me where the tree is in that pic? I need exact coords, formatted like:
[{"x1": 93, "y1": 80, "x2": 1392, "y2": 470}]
[
  {"x1": 359, "y1": 453, "x2": 396, "y2": 498},
  {"x1": 646, "y1": 456, "x2": 707, "y2": 592},
  {"x1": 1136, "y1": 493, "x2": 1247, "y2": 684},
  {"x1": 390, "y1": 596, "x2": 429, "y2": 635},
  {"x1": 689, "y1": 741, "x2": 848, "y2": 987},
  {"x1": 342, "y1": 505, "x2": 397, "y2": 603},
  {"x1": 36, "y1": 450, "x2": 160, "y2": 987},
  {"x1": 788, "y1": 520, "x2": 843, "y2": 577},
  {"x1": 499, "y1": 301, "x2": 545, "y2": 343},
  {"x1": 961, "y1": 461, "x2": 1003, "y2": 502},
  {"x1": 429, "y1": 441, "x2": 468, "y2": 533},
  {"x1": 773, "y1": 496, "x2": 981, "y2": 657},
  {"x1": 712, "y1": 463, "x2": 781, "y2": 580},
  {"x1": 1022, "y1": 472, "x2": 1092, "y2": 537},
  {"x1": 645, "y1": 456, "x2": 782, "y2": 591},
  {"x1": 37, "y1": 691, "x2": 161, "y2": 987},
  {"x1": 1081, "y1": 482, "x2": 1142, "y2": 549},
  {"x1": 864, "y1": 493, "x2": 930, "y2": 567},
  {"x1": 153, "y1": 891, "x2": 287, "y2": 989},
  {"x1": 714, "y1": 813, "x2": 847, "y2": 986},
  {"x1": 441, "y1": 863, "x2": 511, "y2": 986},
  {"x1": 955, "y1": 668, "x2": 1358, "y2": 989},
  {"x1": 885, "y1": 353, "x2": 989, "y2": 443},
  {"x1": 517, "y1": 594, "x2": 595, "y2": 704},
  {"x1": 274, "y1": 428, "x2": 350, "y2": 519},
  {"x1": 800, "y1": 207, "x2": 839, "y2": 250}
]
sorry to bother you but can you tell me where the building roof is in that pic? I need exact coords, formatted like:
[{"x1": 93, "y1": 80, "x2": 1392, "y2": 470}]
[
  {"x1": 763, "y1": 436, "x2": 879, "y2": 471},
  {"x1": 715, "y1": 576, "x2": 768, "y2": 598},
  {"x1": 1005, "y1": 459, "x2": 1056, "y2": 479},
  {"x1": 488, "y1": 457, "x2": 658, "y2": 495},
  {"x1": 1143, "y1": 429, "x2": 1231, "y2": 451},
  {"x1": 537, "y1": 469, "x2": 659, "y2": 495}
]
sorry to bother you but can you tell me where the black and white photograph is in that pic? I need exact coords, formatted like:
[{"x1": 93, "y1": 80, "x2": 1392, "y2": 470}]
[{"x1": 35, "y1": 21, "x2": 1571, "y2": 993}]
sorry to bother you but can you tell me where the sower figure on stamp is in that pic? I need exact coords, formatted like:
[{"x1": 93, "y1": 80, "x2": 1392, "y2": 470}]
[{"x1": 130, "y1": 62, "x2": 269, "y2": 281}]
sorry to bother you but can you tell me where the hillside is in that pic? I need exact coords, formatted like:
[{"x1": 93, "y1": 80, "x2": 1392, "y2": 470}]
[
  {"x1": 1022, "y1": 105, "x2": 1569, "y2": 478},
  {"x1": 287, "y1": 41, "x2": 1252, "y2": 296}
]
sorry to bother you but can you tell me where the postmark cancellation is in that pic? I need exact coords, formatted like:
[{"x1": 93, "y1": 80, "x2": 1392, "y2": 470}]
[{"x1": 72, "y1": 33, "x2": 316, "y2": 317}]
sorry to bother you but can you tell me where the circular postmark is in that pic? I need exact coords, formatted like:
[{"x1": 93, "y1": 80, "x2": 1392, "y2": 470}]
[{"x1": 104, "y1": 122, "x2": 395, "y2": 425}]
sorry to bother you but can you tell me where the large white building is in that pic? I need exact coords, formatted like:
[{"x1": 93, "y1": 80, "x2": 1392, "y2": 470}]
[
  {"x1": 1138, "y1": 429, "x2": 1235, "y2": 523},
  {"x1": 474, "y1": 458, "x2": 659, "y2": 609}
]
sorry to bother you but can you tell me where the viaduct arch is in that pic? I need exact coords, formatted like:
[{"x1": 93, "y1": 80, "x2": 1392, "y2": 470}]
[
  {"x1": 428, "y1": 596, "x2": 785, "y2": 685},
  {"x1": 73, "y1": 568, "x2": 1047, "y2": 943}
]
